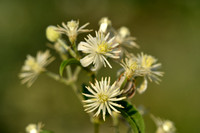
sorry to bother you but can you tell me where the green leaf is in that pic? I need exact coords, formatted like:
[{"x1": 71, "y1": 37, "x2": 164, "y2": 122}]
[
  {"x1": 40, "y1": 130, "x2": 54, "y2": 133},
  {"x1": 118, "y1": 101, "x2": 145, "y2": 133},
  {"x1": 59, "y1": 58, "x2": 80, "y2": 76}
]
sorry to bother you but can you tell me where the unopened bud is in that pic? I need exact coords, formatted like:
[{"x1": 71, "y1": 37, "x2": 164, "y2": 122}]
[
  {"x1": 46, "y1": 26, "x2": 61, "y2": 42},
  {"x1": 118, "y1": 26, "x2": 130, "y2": 38},
  {"x1": 99, "y1": 17, "x2": 112, "y2": 33}
]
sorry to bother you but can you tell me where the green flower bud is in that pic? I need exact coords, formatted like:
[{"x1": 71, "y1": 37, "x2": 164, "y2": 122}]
[{"x1": 46, "y1": 26, "x2": 61, "y2": 42}]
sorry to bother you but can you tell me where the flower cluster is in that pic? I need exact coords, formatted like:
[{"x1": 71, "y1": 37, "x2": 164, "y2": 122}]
[
  {"x1": 120, "y1": 52, "x2": 164, "y2": 94},
  {"x1": 19, "y1": 17, "x2": 175, "y2": 132}
]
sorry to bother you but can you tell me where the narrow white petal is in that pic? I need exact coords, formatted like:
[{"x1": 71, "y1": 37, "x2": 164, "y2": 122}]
[{"x1": 80, "y1": 54, "x2": 94, "y2": 67}]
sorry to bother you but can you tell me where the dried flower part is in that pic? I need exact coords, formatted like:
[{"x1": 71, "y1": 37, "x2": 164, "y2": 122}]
[
  {"x1": 123, "y1": 79, "x2": 136, "y2": 98},
  {"x1": 78, "y1": 31, "x2": 121, "y2": 71},
  {"x1": 99, "y1": 17, "x2": 112, "y2": 33},
  {"x1": 46, "y1": 26, "x2": 61, "y2": 42},
  {"x1": 55, "y1": 20, "x2": 92, "y2": 43},
  {"x1": 26, "y1": 122, "x2": 44, "y2": 133},
  {"x1": 116, "y1": 74, "x2": 136, "y2": 98},
  {"x1": 115, "y1": 26, "x2": 139, "y2": 49},
  {"x1": 136, "y1": 53, "x2": 164, "y2": 84},
  {"x1": 19, "y1": 50, "x2": 55, "y2": 87},
  {"x1": 151, "y1": 115, "x2": 176, "y2": 133},
  {"x1": 82, "y1": 77, "x2": 126, "y2": 121}
]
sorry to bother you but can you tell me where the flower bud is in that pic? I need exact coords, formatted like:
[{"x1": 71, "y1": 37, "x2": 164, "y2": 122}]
[
  {"x1": 118, "y1": 26, "x2": 130, "y2": 38},
  {"x1": 99, "y1": 17, "x2": 112, "y2": 33},
  {"x1": 46, "y1": 26, "x2": 61, "y2": 42}
]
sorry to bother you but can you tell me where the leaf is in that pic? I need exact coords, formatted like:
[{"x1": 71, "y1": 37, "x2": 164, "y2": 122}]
[
  {"x1": 59, "y1": 58, "x2": 80, "y2": 76},
  {"x1": 118, "y1": 101, "x2": 145, "y2": 133}
]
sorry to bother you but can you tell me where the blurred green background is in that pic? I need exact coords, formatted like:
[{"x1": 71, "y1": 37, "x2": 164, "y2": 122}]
[{"x1": 0, "y1": 0, "x2": 200, "y2": 132}]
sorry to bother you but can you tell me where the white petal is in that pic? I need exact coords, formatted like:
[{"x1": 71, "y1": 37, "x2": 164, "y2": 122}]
[
  {"x1": 80, "y1": 54, "x2": 94, "y2": 67},
  {"x1": 137, "y1": 78, "x2": 148, "y2": 94}
]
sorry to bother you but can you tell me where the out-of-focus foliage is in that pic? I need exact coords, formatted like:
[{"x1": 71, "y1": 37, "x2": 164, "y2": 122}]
[{"x1": 0, "y1": 0, "x2": 200, "y2": 133}]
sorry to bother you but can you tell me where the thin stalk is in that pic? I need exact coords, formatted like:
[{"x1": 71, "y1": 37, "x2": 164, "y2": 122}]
[
  {"x1": 45, "y1": 71, "x2": 83, "y2": 102},
  {"x1": 73, "y1": 66, "x2": 81, "y2": 80},
  {"x1": 57, "y1": 39, "x2": 78, "y2": 60},
  {"x1": 45, "y1": 71, "x2": 72, "y2": 85},
  {"x1": 112, "y1": 112, "x2": 120, "y2": 133},
  {"x1": 66, "y1": 66, "x2": 72, "y2": 79},
  {"x1": 72, "y1": 42, "x2": 79, "y2": 56},
  {"x1": 94, "y1": 122, "x2": 99, "y2": 133}
]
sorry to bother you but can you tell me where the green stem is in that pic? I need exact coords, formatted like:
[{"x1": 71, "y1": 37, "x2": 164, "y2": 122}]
[
  {"x1": 73, "y1": 66, "x2": 81, "y2": 80},
  {"x1": 112, "y1": 112, "x2": 120, "y2": 133},
  {"x1": 70, "y1": 82, "x2": 83, "y2": 102},
  {"x1": 94, "y1": 122, "x2": 99, "y2": 133},
  {"x1": 72, "y1": 42, "x2": 78, "y2": 55},
  {"x1": 66, "y1": 65, "x2": 72, "y2": 79},
  {"x1": 57, "y1": 39, "x2": 78, "y2": 60},
  {"x1": 45, "y1": 71, "x2": 83, "y2": 103},
  {"x1": 45, "y1": 71, "x2": 72, "y2": 85}
]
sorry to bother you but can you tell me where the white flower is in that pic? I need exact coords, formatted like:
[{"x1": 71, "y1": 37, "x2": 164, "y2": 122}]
[
  {"x1": 99, "y1": 17, "x2": 112, "y2": 33},
  {"x1": 82, "y1": 77, "x2": 126, "y2": 121},
  {"x1": 115, "y1": 26, "x2": 139, "y2": 49},
  {"x1": 56, "y1": 20, "x2": 92, "y2": 43},
  {"x1": 136, "y1": 53, "x2": 164, "y2": 84},
  {"x1": 78, "y1": 31, "x2": 121, "y2": 71},
  {"x1": 151, "y1": 115, "x2": 176, "y2": 133},
  {"x1": 19, "y1": 50, "x2": 55, "y2": 87},
  {"x1": 26, "y1": 123, "x2": 44, "y2": 133}
]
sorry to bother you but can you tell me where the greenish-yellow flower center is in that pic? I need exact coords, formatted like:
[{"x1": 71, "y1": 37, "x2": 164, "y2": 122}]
[
  {"x1": 162, "y1": 121, "x2": 174, "y2": 131},
  {"x1": 129, "y1": 61, "x2": 137, "y2": 70},
  {"x1": 97, "y1": 43, "x2": 110, "y2": 54},
  {"x1": 98, "y1": 93, "x2": 108, "y2": 103},
  {"x1": 125, "y1": 60, "x2": 138, "y2": 78},
  {"x1": 142, "y1": 55, "x2": 155, "y2": 68},
  {"x1": 67, "y1": 21, "x2": 78, "y2": 31},
  {"x1": 27, "y1": 59, "x2": 43, "y2": 73}
]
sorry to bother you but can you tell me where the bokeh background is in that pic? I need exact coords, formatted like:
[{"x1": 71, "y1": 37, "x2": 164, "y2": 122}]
[{"x1": 0, "y1": 0, "x2": 200, "y2": 132}]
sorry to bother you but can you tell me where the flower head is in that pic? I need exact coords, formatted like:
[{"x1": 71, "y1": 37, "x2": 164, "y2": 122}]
[
  {"x1": 151, "y1": 115, "x2": 176, "y2": 133},
  {"x1": 19, "y1": 50, "x2": 54, "y2": 87},
  {"x1": 136, "y1": 53, "x2": 164, "y2": 84},
  {"x1": 115, "y1": 26, "x2": 139, "y2": 49},
  {"x1": 82, "y1": 77, "x2": 126, "y2": 121},
  {"x1": 26, "y1": 123, "x2": 44, "y2": 133},
  {"x1": 56, "y1": 20, "x2": 92, "y2": 43},
  {"x1": 78, "y1": 31, "x2": 121, "y2": 71}
]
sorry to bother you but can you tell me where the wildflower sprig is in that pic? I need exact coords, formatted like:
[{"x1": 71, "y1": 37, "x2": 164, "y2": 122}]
[{"x1": 19, "y1": 17, "x2": 175, "y2": 133}]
